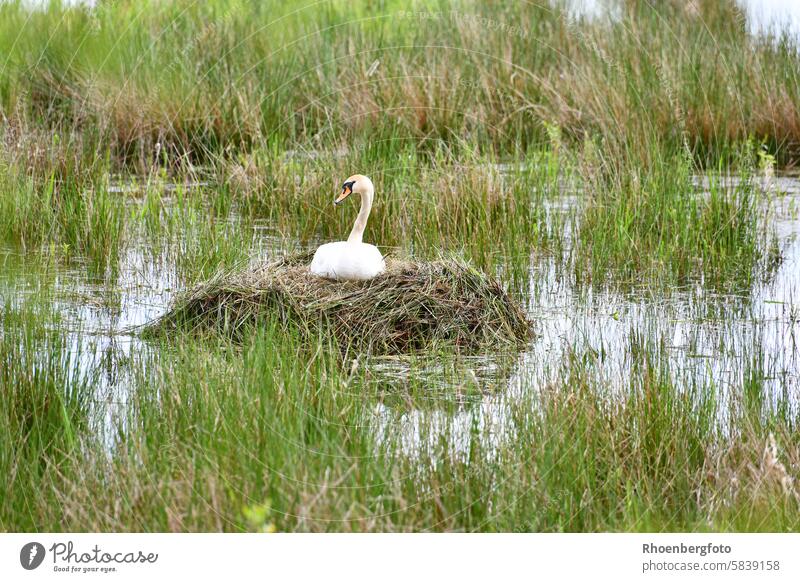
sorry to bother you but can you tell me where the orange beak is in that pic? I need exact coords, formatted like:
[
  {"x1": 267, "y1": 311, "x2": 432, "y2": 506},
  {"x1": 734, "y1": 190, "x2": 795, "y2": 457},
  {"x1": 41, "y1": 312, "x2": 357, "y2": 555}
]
[{"x1": 335, "y1": 184, "x2": 352, "y2": 205}]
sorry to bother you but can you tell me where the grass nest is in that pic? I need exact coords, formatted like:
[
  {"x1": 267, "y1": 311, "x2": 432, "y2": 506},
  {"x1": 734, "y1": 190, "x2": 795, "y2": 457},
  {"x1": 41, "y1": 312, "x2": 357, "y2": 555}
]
[{"x1": 146, "y1": 251, "x2": 532, "y2": 354}]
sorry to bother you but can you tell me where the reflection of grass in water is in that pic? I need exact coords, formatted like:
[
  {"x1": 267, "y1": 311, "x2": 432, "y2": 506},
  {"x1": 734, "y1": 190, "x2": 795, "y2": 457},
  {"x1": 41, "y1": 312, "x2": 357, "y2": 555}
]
[
  {"x1": 134, "y1": 179, "x2": 251, "y2": 283},
  {"x1": 1, "y1": 306, "x2": 797, "y2": 531},
  {"x1": 0, "y1": 73, "x2": 784, "y2": 295},
  {"x1": 365, "y1": 351, "x2": 519, "y2": 412},
  {"x1": 0, "y1": 300, "x2": 94, "y2": 531},
  {"x1": 0, "y1": 138, "x2": 784, "y2": 299},
  {"x1": 0, "y1": 138, "x2": 252, "y2": 285}
]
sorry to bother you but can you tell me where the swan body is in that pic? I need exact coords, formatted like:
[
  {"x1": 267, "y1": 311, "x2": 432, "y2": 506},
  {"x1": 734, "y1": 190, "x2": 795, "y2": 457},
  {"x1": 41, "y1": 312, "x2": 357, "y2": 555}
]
[
  {"x1": 310, "y1": 241, "x2": 385, "y2": 281},
  {"x1": 310, "y1": 174, "x2": 385, "y2": 281}
]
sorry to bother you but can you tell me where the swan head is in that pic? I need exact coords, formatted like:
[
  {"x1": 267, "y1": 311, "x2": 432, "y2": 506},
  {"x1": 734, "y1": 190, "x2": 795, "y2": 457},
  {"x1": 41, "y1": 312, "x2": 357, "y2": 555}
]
[{"x1": 335, "y1": 174, "x2": 373, "y2": 205}]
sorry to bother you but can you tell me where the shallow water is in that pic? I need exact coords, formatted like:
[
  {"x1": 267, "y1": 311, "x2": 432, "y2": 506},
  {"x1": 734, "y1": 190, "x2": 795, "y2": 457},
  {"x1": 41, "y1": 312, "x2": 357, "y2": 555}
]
[
  {"x1": 374, "y1": 176, "x2": 800, "y2": 457},
  {"x1": 3, "y1": 173, "x2": 796, "y2": 459}
]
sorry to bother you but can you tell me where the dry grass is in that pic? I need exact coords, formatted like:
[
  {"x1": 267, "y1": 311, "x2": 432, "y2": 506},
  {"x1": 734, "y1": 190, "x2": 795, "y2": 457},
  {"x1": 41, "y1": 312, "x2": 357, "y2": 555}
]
[
  {"x1": 2, "y1": 1, "x2": 800, "y2": 168},
  {"x1": 147, "y1": 251, "x2": 532, "y2": 354}
]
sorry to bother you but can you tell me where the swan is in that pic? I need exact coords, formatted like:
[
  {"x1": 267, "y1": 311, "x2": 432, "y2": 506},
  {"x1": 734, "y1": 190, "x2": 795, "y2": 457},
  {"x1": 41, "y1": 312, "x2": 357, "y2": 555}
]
[{"x1": 309, "y1": 174, "x2": 386, "y2": 281}]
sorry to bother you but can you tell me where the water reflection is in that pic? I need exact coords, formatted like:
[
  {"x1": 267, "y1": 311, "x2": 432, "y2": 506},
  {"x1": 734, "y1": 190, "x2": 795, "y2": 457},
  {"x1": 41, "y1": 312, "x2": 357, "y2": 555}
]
[
  {"x1": 1, "y1": 174, "x2": 798, "y2": 459},
  {"x1": 371, "y1": 175, "x2": 800, "y2": 458}
]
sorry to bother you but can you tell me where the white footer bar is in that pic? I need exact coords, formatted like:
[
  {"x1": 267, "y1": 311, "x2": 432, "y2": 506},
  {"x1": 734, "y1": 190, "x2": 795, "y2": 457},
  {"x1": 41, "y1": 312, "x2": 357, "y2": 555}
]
[{"x1": 1, "y1": 533, "x2": 798, "y2": 581}]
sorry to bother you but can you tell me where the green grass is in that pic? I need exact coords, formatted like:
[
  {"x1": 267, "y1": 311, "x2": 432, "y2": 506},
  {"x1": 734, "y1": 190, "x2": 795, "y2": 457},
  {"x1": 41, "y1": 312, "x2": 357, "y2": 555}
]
[
  {"x1": 224, "y1": 146, "x2": 564, "y2": 288},
  {"x1": 0, "y1": 0, "x2": 788, "y2": 289},
  {"x1": 0, "y1": 300, "x2": 94, "y2": 529},
  {"x1": 0, "y1": 136, "x2": 125, "y2": 276},
  {"x1": 0, "y1": 0, "x2": 798, "y2": 532},
  {"x1": 1, "y1": 1, "x2": 800, "y2": 166},
  {"x1": 1, "y1": 301, "x2": 797, "y2": 531},
  {"x1": 574, "y1": 144, "x2": 781, "y2": 290}
]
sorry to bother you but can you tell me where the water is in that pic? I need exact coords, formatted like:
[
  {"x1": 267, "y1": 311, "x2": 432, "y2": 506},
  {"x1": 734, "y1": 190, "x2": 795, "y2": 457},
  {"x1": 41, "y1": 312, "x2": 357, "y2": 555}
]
[
  {"x1": 2, "y1": 172, "x2": 798, "y2": 458},
  {"x1": 373, "y1": 176, "x2": 800, "y2": 457}
]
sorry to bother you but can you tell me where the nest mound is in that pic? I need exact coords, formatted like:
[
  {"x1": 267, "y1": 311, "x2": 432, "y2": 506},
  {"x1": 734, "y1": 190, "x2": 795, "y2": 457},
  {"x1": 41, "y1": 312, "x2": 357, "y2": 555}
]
[{"x1": 147, "y1": 251, "x2": 532, "y2": 354}]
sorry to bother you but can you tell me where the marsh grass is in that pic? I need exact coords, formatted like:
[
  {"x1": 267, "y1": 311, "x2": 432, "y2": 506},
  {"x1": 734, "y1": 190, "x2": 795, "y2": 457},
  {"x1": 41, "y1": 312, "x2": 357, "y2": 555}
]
[
  {"x1": 0, "y1": 0, "x2": 798, "y2": 533},
  {"x1": 1, "y1": 1, "x2": 799, "y2": 167},
  {"x1": 1, "y1": 299, "x2": 797, "y2": 531},
  {"x1": 575, "y1": 146, "x2": 780, "y2": 290},
  {"x1": 0, "y1": 0, "x2": 789, "y2": 291},
  {"x1": 0, "y1": 132, "x2": 125, "y2": 276},
  {"x1": 0, "y1": 301, "x2": 95, "y2": 530}
]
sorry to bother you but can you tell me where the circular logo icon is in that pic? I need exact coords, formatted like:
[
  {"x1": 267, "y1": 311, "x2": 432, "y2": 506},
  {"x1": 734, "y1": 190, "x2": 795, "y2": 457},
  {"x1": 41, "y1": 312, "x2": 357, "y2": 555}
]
[{"x1": 20, "y1": 542, "x2": 46, "y2": 570}]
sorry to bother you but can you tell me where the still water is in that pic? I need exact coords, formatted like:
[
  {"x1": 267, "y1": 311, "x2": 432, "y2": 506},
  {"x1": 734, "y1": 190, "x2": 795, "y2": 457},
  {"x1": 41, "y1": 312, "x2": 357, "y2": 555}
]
[
  {"x1": 1, "y1": 171, "x2": 798, "y2": 457},
  {"x1": 2, "y1": 0, "x2": 800, "y2": 457}
]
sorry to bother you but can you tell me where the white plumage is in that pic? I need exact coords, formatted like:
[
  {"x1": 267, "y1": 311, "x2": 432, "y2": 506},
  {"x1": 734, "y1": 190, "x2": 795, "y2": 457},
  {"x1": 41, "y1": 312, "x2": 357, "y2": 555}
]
[
  {"x1": 310, "y1": 241, "x2": 385, "y2": 281},
  {"x1": 309, "y1": 174, "x2": 385, "y2": 281}
]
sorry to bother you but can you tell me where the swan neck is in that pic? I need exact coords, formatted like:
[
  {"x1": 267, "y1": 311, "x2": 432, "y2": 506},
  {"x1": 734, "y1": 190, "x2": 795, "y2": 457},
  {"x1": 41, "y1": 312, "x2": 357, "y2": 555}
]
[{"x1": 347, "y1": 185, "x2": 373, "y2": 243}]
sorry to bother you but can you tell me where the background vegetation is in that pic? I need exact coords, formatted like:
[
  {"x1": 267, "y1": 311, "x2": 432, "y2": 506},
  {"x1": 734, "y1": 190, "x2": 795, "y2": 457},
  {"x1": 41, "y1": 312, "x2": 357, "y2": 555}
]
[{"x1": 0, "y1": 0, "x2": 798, "y2": 531}]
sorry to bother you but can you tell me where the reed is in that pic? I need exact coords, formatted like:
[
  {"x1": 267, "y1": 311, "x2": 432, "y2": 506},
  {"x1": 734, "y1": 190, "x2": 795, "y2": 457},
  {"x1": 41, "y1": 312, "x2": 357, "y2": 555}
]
[
  {"x1": 0, "y1": 1, "x2": 798, "y2": 167},
  {"x1": 0, "y1": 0, "x2": 797, "y2": 534},
  {"x1": 1, "y1": 300, "x2": 797, "y2": 531}
]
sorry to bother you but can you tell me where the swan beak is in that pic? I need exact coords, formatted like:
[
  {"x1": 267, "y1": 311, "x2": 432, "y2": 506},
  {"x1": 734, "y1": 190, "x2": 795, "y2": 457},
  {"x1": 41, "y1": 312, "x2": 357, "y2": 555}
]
[{"x1": 335, "y1": 185, "x2": 352, "y2": 205}]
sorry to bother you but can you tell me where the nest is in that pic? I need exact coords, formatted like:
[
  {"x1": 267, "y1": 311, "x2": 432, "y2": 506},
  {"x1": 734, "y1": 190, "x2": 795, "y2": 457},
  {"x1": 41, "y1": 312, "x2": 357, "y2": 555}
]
[{"x1": 146, "y1": 251, "x2": 532, "y2": 354}]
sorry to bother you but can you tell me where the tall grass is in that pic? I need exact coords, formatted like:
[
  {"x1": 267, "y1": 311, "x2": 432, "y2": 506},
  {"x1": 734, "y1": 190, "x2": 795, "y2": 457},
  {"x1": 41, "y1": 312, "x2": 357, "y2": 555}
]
[
  {"x1": 0, "y1": 0, "x2": 797, "y2": 533},
  {"x1": 0, "y1": 301, "x2": 94, "y2": 531},
  {"x1": 574, "y1": 144, "x2": 780, "y2": 290},
  {"x1": 224, "y1": 146, "x2": 563, "y2": 287},
  {"x1": 0, "y1": 0, "x2": 789, "y2": 288},
  {"x1": 0, "y1": 1, "x2": 798, "y2": 167},
  {"x1": 0, "y1": 130, "x2": 125, "y2": 275},
  {"x1": 1, "y1": 302, "x2": 797, "y2": 531}
]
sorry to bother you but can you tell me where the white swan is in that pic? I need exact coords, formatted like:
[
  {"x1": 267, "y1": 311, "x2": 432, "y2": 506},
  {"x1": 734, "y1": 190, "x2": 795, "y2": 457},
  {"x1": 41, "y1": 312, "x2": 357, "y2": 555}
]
[{"x1": 309, "y1": 174, "x2": 386, "y2": 281}]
